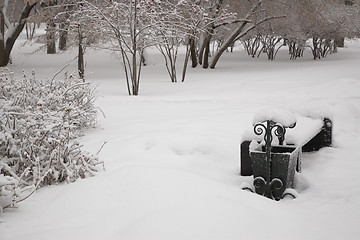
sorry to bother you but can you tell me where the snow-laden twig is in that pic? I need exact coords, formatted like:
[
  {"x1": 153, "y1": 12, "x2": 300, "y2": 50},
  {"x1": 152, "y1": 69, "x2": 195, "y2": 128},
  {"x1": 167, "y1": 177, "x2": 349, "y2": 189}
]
[{"x1": 50, "y1": 63, "x2": 70, "y2": 88}]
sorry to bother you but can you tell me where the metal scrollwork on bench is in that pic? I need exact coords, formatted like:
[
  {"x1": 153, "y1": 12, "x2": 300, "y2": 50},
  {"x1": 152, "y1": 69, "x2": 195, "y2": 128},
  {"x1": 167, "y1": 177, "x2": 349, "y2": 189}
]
[{"x1": 253, "y1": 120, "x2": 286, "y2": 200}]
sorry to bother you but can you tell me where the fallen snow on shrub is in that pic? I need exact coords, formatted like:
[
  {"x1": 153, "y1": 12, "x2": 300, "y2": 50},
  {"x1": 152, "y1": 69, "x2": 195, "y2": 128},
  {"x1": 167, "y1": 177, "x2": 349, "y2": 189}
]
[{"x1": 0, "y1": 69, "x2": 103, "y2": 212}]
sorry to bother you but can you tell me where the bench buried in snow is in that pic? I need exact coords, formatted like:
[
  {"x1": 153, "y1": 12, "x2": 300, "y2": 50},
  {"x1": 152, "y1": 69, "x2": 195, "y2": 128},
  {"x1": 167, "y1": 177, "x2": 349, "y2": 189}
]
[{"x1": 240, "y1": 108, "x2": 332, "y2": 200}]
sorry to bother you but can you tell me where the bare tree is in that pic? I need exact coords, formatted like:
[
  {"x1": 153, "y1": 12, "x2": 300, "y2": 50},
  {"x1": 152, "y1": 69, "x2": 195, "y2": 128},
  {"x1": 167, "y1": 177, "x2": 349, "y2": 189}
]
[
  {"x1": 335, "y1": 0, "x2": 355, "y2": 47},
  {"x1": 197, "y1": 0, "x2": 237, "y2": 69},
  {"x1": 153, "y1": 1, "x2": 208, "y2": 83},
  {"x1": 350, "y1": 1, "x2": 360, "y2": 36},
  {"x1": 240, "y1": 0, "x2": 306, "y2": 60},
  {"x1": 0, "y1": 0, "x2": 37, "y2": 67},
  {"x1": 209, "y1": 0, "x2": 285, "y2": 68},
  {"x1": 40, "y1": 0, "x2": 59, "y2": 54},
  {"x1": 55, "y1": 1, "x2": 100, "y2": 79},
  {"x1": 57, "y1": 0, "x2": 73, "y2": 51},
  {"x1": 79, "y1": 0, "x2": 168, "y2": 95}
]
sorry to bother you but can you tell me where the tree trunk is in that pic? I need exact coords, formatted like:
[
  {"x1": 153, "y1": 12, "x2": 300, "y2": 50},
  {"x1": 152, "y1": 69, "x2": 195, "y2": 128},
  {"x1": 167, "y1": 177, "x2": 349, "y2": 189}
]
[
  {"x1": 210, "y1": 21, "x2": 249, "y2": 69},
  {"x1": 78, "y1": 29, "x2": 85, "y2": 81},
  {"x1": 25, "y1": 22, "x2": 30, "y2": 39},
  {"x1": 198, "y1": 35, "x2": 206, "y2": 66},
  {"x1": 198, "y1": 33, "x2": 212, "y2": 69},
  {"x1": 59, "y1": 22, "x2": 69, "y2": 51},
  {"x1": 203, "y1": 36, "x2": 211, "y2": 69},
  {"x1": 132, "y1": 42, "x2": 138, "y2": 95},
  {"x1": 335, "y1": 37, "x2": 344, "y2": 48},
  {"x1": 46, "y1": 21, "x2": 56, "y2": 54},
  {"x1": 311, "y1": 37, "x2": 321, "y2": 60},
  {"x1": 140, "y1": 50, "x2": 146, "y2": 66},
  {"x1": 58, "y1": 3, "x2": 72, "y2": 51},
  {"x1": 189, "y1": 37, "x2": 197, "y2": 68},
  {"x1": 0, "y1": 9, "x2": 6, "y2": 67},
  {"x1": 182, "y1": 42, "x2": 190, "y2": 82},
  {"x1": 209, "y1": 0, "x2": 263, "y2": 69},
  {"x1": 0, "y1": 2, "x2": 37, "y2": 67}
]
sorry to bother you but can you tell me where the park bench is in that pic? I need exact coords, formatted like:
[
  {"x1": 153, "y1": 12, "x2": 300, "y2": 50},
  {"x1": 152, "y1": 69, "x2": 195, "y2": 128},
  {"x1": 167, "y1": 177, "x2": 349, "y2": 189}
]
[{"x1": 239, "y1": 109, "x2": 332, "y2": 200}]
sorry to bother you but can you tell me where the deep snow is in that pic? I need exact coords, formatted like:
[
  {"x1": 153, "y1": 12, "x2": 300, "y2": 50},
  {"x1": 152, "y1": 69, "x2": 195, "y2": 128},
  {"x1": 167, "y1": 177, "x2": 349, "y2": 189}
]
[{"x1": 0, "y1": 35, "x2": 360, "y2": 240}]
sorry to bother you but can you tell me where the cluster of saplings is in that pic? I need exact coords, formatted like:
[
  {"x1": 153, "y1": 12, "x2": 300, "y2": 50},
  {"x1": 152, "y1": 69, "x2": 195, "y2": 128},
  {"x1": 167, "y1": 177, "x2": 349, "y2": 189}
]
[
  {"x1": 0, "y1": 69, "x2": 103, "y2": 213},
  {"x1": 242, "y1": 35, "x2": 338, "y2": 61}
]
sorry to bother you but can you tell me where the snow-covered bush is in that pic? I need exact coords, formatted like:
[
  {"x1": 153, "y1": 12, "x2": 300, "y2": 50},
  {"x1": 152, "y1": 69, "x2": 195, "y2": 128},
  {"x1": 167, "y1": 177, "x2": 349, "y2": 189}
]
[{"x1": 0, "y1": 69, "x2": 103, "y2": 212}]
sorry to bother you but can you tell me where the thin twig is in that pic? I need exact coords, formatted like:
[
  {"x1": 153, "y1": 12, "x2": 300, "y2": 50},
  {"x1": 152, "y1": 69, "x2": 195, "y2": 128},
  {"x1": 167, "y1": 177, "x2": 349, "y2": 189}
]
[
  {"x1": 96, "y1": 141, "x2": 107, "y2": 156},
  {"x1": 50, "y1": 63, "x2": 70, "y2": 89}
]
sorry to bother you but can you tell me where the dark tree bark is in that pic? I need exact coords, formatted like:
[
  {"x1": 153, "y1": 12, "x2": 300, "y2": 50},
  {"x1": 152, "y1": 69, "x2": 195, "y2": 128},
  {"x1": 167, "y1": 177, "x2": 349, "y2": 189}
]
[
  {"x1": 58, "y1": 3, "x2": 72, "y2": 51},
  {"x1": 209, "y1": 21, "x2": 249, "y2": 69},
  {"x1": 198, "y1": 35, "x2": 206, "y2": 66},
  {"x1": 209, "y1": 15, "x2": 284, "y2": 68},
  {"x1": 42, "y1": 0, "x2": 58, "y2": 54},
  {"x1": 209, "y1": 0, "x2": 264, "y2": 69},
  {"x1": 182, "y1": 42, "x2": 190, "y2": 82},
  {"x1": 0, "y1": 9, "x2": 5, "y2": 67},
  {"x1": 198, "y1": 33, "x2": 212, "y2": 68},
  {"x1": 78, "y1": 30, "x2": 85, "y2": 80},
  {"x1": 0, "y1": 2, "x2": 37, "y2": 67},
  {"x1": 335, "y1": 36, "x2": 345, "y2": 48},
  {"x1": 189, "y1": 36, "x2": 197, "y2": 68},
  {"x1": 203, "y1": 35, "x2": 211, "y2": 69},
  {"x1": 46, "y1": 20, "x2": 57, "y2": 54},
  {"x1": 334, "y1": 0, "x2": 354, "y2": 48},
  {"x1": 59, "y1": 22, "x2": 69, "y2": 51},
  {"x1": 197, "y1": 0, "x2": 223, "y2": 68}
]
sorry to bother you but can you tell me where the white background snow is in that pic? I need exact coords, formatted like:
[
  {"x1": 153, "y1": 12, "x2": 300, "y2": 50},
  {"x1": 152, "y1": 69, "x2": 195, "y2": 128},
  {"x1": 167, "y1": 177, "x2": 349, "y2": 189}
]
[{"x1": 0, "y1": 33, "x2": 360, "y2": 240}]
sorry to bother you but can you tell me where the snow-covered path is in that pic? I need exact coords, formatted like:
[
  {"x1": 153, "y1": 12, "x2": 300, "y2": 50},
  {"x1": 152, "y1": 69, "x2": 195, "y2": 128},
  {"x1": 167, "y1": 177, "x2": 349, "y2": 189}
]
[{"x1": 1, "y1": 40, "x2": 360, "y2": 240}]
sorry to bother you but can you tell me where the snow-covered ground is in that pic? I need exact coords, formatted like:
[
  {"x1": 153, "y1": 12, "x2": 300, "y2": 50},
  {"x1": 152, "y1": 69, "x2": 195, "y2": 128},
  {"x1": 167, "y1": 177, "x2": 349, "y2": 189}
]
[{"x1": 1, "y1": 36, "x2": 360, "y2": 240}]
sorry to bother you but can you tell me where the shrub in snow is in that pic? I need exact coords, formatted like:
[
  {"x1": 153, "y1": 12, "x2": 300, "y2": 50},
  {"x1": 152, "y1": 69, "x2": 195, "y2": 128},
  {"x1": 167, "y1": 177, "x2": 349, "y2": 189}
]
[{"x1": 0, "y1": 69, "x2": 103, "y2": 212}]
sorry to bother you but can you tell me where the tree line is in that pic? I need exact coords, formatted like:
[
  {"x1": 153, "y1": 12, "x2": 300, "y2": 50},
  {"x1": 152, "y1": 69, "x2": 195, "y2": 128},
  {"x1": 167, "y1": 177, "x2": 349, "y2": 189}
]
[{"x1": 1, "y1": 0, "x2": 359, "y2": 95}]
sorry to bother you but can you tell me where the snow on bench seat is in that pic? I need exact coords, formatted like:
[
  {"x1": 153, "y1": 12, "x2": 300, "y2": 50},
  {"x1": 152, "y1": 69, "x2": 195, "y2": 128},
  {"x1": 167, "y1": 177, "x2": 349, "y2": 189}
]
[
  {"x1": 285, "y1": 116, "x2": 323, "y2": 146},
  {"x1": 242, "y1": 114, "x2": 323, "y2": 147},
  {"x1": 252, "y1": 108, "x2": 296, "y2": 128}
]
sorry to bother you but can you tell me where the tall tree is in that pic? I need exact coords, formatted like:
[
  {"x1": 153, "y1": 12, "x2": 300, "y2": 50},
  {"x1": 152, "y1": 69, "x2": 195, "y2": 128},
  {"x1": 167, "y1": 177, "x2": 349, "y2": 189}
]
[
  {"x1": 55, "y1": 1, "x2": 99, "y2": 79},
  {"x1": 153, "y1": 0, "x2": 228, "y2": 82},
  {"x1": 40, "y1": 0, "x2": 58, "y2": 54},
  {"x1": 0, "y1": 0, "x2": 37, "y2": 67},
  {"x1": 335, "y1": 0, "x2": 356, "y2": 47},
  {"x1": 81, "y1": 0, "x2": 196, "y2": 95},
  {"x1": 80, "y1": 0, "x2": 160, "y2": 95},
  {"x1": 57, "y1": 0, "x2": 73, "y2": 51},
  {"x1": 209, "y1": 0, "x2": 285, "y2": 68}
]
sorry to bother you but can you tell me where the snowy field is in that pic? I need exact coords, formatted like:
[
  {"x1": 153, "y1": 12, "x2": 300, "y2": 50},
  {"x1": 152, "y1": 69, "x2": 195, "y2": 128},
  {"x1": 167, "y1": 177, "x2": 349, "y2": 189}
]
[{"x1": 1, "y1": 35, "x2": 360, "y2": 240}]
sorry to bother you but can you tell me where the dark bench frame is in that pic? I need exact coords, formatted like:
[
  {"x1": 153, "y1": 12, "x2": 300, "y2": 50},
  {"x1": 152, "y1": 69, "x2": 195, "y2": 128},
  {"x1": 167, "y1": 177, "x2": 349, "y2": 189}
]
[
  {"x1": 240, "y1": 117, "x2": 332, "y2": 200},
  {"x1": 240, "y1": 117, "x2": 332, "y2": 177}
]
